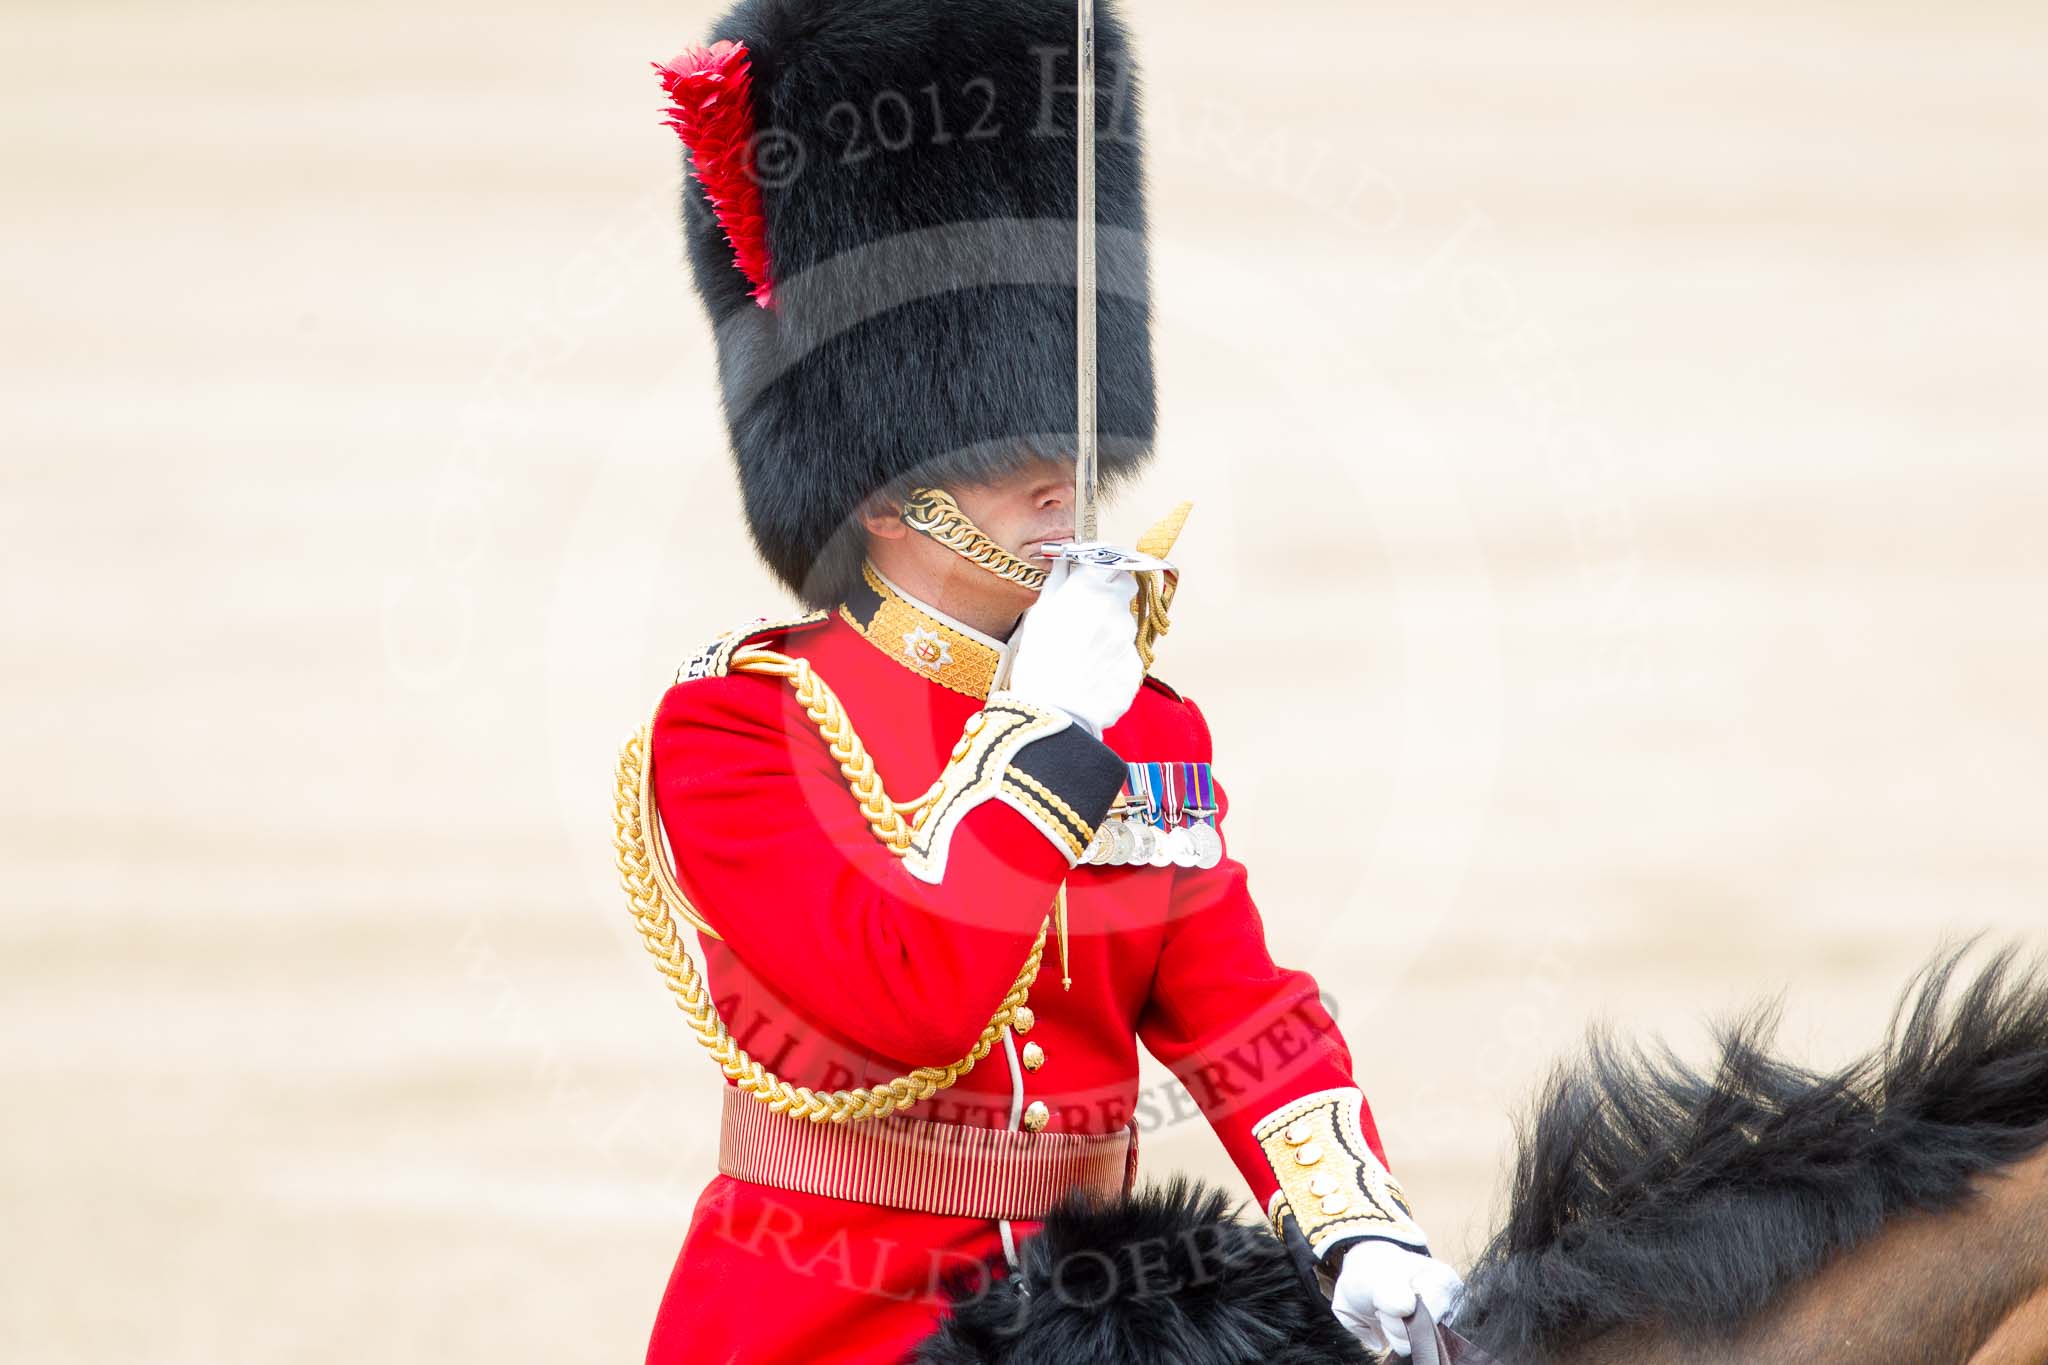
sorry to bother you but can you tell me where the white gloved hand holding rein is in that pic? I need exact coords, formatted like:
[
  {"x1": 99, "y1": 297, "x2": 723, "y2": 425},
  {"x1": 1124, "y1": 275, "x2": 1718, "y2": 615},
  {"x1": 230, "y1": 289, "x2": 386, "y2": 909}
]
[{"x1": 1330, "y1": 1238, "x2": 1466, "y2": 1357}]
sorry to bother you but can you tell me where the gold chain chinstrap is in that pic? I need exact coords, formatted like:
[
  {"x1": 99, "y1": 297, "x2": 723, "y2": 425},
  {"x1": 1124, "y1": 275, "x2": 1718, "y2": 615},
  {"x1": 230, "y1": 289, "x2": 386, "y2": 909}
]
[
  {"x1": 614, "y1": 645, "x2": 1051, "y2": 1124},
  {"x1": 899, "y1": 487, "x2": 1052, "y2": 590}
]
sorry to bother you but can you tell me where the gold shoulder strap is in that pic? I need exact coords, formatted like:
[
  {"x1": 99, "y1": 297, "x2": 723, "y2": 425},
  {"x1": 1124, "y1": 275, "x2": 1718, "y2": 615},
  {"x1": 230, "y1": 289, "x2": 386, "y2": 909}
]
[{"x1": 612, "y1": 645, "x2": 1050, "y2": 1123}]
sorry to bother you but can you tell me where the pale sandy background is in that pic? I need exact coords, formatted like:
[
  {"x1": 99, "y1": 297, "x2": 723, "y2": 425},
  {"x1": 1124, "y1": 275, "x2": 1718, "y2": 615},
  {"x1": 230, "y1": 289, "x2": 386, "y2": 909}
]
[{"x1": 7, "y1": 1, "x2": 2046, "y2": 1360}]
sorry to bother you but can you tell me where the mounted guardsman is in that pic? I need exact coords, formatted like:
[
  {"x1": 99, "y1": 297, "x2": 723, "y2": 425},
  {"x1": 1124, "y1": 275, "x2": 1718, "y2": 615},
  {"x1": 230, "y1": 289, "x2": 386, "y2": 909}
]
[{"x1": 621, "y1": 0, "x2": 1465, "y2": 1359}]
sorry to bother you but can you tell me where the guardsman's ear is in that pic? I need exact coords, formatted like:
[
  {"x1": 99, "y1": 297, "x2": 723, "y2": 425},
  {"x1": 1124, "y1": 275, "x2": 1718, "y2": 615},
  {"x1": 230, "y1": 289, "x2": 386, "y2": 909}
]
[{"x1": 859, "y1": 490, "x2": 910, "y2": 540}]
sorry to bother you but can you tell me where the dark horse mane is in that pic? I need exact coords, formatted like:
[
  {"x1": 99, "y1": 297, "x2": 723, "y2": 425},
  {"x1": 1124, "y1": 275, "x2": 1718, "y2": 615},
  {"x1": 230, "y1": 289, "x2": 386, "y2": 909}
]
[
  {"x1": 916, "y1": 1177, "x2": 1372, "y2": 1365},
  {"x1": 1456, "y1": 943, "x2": 2048, "y2": 1360}
]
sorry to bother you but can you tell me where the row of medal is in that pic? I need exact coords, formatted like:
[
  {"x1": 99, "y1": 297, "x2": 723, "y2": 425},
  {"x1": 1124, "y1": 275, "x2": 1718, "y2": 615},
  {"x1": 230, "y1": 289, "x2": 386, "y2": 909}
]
[{"x1": 1082, "y1": 761, "x2": 1225, "y2": 869}]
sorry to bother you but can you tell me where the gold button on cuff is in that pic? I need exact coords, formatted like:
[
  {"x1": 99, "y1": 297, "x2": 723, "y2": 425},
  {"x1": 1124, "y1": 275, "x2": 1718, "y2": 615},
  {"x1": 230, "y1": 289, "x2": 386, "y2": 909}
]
[
  {"x1": 1021, "y1": 1100, "x2": 1050, "y2": 1132},
  {"x1": 1021, "y1": 1041, "x2": 1045, "y2": 1071},
  {"x1": 965, "y1": 714, "x2": 986, "y2": 737},
  {"x1": 1011, "y1": 1006, "x2": 1035, "y2": 1035},
  {"x1": 1254, "y1": 1092, "x2": 1430, "y2": 1255}
]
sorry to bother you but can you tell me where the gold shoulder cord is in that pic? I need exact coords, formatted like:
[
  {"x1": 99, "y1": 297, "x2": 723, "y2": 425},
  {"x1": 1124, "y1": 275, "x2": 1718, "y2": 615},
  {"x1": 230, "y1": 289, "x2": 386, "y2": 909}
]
[{"x1": 612, "y1": 643, "x2": 1051, "y2": 1124}]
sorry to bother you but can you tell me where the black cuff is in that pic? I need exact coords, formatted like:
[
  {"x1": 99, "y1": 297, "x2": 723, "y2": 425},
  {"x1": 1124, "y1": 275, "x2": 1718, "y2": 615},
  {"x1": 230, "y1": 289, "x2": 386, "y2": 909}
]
[
  {"x1": 1002, "y1": 713, "x2": 1128, "y2": 844},
  {"x1": 1319, "y1": 1232, "x2": 1434, "y2": 1272},
  {"x1": 902, "y1": 698, "x2": 1125, "y2": 878}
]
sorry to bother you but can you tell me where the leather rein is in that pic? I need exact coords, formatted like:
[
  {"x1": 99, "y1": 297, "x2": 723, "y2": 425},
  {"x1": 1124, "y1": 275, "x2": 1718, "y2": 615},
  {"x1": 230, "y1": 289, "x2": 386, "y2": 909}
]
[{"x1": 1406, "y1": 1303, "x2": 1508, "y2": 1365}]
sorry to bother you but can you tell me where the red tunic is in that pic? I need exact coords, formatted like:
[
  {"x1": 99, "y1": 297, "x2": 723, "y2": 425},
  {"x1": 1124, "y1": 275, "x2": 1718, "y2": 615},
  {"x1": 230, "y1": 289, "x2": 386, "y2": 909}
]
[{"x1": 642, "y1": 575, "x2": 1411, "y2": 1364}]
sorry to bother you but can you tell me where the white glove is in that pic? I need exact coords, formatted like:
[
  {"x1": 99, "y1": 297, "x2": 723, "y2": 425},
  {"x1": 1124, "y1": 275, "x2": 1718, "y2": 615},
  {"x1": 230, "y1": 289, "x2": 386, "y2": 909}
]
[
  {"x1": 1003, "y1": 550, "x2": 1144, "y2": 737},
  {"x1": 1330, "y1": 1239, "x2": 1466, "y2": 1357}
]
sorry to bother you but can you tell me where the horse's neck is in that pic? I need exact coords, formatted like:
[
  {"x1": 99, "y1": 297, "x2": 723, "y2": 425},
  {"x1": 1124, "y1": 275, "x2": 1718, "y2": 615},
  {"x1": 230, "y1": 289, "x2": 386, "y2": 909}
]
[
  {"x1": 1760, "y1": 1144, "x2": 2048, "y2": 1365},
  {"x1": 1548, "y1": 1331, "x2": 1696, "y2": 1365},
  {"x1": 1552, "y1": 1145, "x2": 2048, "y2": 1365},
  {"x1": 1968, "y1": 1282, "x2": 2048, "y2": 1365}
]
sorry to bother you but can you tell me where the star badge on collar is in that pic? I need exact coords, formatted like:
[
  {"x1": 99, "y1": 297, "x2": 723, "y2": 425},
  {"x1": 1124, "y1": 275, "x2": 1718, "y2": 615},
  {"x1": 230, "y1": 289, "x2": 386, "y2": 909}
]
[{"x1": 902, "y1": 626, "x2": 952, "y2": 672}]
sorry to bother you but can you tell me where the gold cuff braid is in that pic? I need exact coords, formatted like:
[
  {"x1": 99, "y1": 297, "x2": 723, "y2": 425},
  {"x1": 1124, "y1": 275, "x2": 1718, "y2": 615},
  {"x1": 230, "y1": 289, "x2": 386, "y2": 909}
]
[{"x1": 1255, "y1": 1088, "x2": 1426, "y2": 1257}]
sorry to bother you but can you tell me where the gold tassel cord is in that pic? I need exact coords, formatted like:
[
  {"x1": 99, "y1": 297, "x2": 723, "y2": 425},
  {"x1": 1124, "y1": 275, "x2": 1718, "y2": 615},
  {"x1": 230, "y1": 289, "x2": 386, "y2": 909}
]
[
  {"x1": 1131, "y1": 572, "x2": 1175, "y2": 672},
  {"x1": 1130, "y1": 501, "x2": 1191, "y2": 672},
  {"x1": 1056, "y1": 880, "x2": 1072, "y2": 991},
  {"x1": 615, "y1": 646, "x2": 1052, "y2": 1123}
]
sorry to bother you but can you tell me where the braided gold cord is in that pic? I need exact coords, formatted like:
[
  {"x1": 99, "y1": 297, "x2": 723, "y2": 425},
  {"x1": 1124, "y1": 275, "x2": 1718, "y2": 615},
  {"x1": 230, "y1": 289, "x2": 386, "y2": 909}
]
[
  {"x1": 615, "y1": 648, "x2": 1048, "y2": 1123},
  {"x1": 1131, "y1": 500, "x2": 1189, "y2": 672},
  {"x1": 726, "y1": 645, "x2": 944, "y2": 849},
  {"x1": 1132, "y1": 571, "x2": 1175, "y2": 671}
]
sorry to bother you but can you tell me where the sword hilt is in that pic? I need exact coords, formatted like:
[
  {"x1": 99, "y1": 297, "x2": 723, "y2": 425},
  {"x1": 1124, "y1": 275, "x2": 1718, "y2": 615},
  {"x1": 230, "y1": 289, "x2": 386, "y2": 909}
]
[{"x1": 1038, "y1": 542, "x2": 1176, "y2": 575}]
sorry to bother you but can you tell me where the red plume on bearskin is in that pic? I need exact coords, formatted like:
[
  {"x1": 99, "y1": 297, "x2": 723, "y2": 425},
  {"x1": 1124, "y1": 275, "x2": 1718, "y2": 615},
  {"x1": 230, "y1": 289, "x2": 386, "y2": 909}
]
[{"x1": 653, "y1": 41, "x2": 776, "y2": 309}]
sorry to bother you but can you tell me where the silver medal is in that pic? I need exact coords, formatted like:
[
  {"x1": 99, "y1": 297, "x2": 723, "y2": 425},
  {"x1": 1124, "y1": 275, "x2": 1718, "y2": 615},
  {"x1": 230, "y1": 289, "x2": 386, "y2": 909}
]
[
  {"x1": 1189, "y1": 823, "x2": 1223, "y2": 869},
  {"x1": 1125, "y1": 820, "x2": 1158, "y2": 865},
  {"x1": 1157, "y1": 763, "x2": 1194, "y2": 868},
  {"x1": 1145, "y1": 821, "x2": 1174, "y2": 868}
]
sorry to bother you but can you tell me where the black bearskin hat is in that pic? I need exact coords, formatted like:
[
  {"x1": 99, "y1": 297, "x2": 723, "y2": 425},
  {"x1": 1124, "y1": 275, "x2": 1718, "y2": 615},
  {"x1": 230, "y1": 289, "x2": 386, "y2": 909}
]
[
  {"x1": 914, "y1": 1179, "x2": 1374, "y2": 1365},
  {"x1": 659, "y1": 0, "x2": 1155, "y2": 607}
]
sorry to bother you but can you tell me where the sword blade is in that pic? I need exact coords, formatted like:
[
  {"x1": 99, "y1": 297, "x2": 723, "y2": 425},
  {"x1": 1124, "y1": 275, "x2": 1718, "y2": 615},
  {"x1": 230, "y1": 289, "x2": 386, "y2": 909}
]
[{"x1": 1074, "y1": 0, "x2": 1099, "y2": 541}]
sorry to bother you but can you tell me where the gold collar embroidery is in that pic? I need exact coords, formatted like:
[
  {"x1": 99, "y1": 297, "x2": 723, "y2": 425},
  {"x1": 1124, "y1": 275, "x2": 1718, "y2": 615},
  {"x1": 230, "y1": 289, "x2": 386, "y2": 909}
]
[{"x1": 838, "y1": 561, "x2": 1013, "y2": 700}]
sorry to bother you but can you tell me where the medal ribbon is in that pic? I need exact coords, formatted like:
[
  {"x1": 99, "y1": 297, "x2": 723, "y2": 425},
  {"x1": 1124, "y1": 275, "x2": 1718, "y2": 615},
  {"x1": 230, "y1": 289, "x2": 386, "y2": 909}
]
[
  {"x1": 1124, "y1": 762, "x2": 1160, "y2": 829},
  {"x1": 1191, "y1": 762, "x2": 1216, "y2": 825},
  {"x1": 1158, "y1": 761, "x2": 1183, "y2": 831}
]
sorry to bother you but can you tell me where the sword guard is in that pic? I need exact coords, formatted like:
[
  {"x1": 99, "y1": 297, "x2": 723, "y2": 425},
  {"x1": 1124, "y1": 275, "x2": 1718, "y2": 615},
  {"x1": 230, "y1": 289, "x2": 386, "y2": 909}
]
[
  {"x1": 1048, "y1": 505, "x2": 1190, "y2": 671},
  {"x1": 1038, "y1": 541, "x2": 1177, "y2": 575}
]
